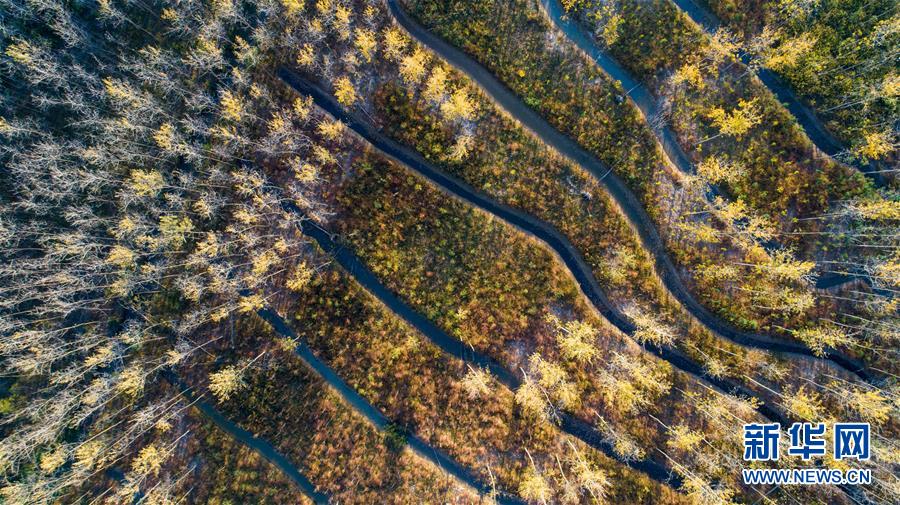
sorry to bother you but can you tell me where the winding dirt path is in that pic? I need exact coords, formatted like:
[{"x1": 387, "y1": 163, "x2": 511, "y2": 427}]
[
  {"x1": 254, "y1": 306, "x2": 525, "y2": 504},
  {"x1": 539, "y1": 0, "x2": 695, "y2": 178},
  {"x1": 278, "y1": 202, "x2": 684, "y2": 487},
  {"x1": 668, "y1": 0, "x2": 887, "y2": 186},
  {"x1": 376, "y1": 0, "x2": 874, "y2": 384},
  {"x1": 176, "y1": 381, "x2": 330, "y2": 504}
]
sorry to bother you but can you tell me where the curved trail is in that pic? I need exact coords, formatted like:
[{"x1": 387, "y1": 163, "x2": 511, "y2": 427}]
[
  {"x1": 279, "y1": 204, "x2": 683, "y2": 487},
  {"x1": 283, "y1": 207, "x2": 869, "y2": 502},
  {"x1": 255, "y1": 306, "x2": 525, "y2": 504},
  {"x1": 540, "y1": 0, "x2": 695, "y2": 178},
  {"x1": 277, "y1": 69, "x2": 799, "y2": 424},
  {"x1": 278, "y1": 68, "x2": 820, "y2": 428},
  {"x1": 380, "y1": 0, "x2": 873, "y2": 383},
  {"x1": 176, "y1": 382, "x2": 330, "y2": 504},
  {"x1": 273, "y1": 72, "x2": 869, "y2": 501},
  {"x1": 669, "y1": 0, "x2": 887, "y2": 186}
]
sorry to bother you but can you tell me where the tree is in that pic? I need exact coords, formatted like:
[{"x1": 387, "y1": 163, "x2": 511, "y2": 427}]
[
  {"x1": 152, "y1": 123, "x2": 177, "y2": 152},
  {"x1": 515, "y1": 375, "x2": 551, "y2": 422},
  {"x1": 706, "y1": 99, "x2": 762, "y2": 138},
  {"x1": 39, "y1": 446, "x2": 68, "y2": 474},
  {"x1": 519, "y1": 458, "x2": 551, "y2": 504},
  {"x1": 671, "y1": 62, "x2": 705, "y2": 89},
  {"x1": 566, "y1": 441, "x2": 608, "y2": 501},
  {"x1": 697, "y1": 156, "x2": 744, "y2": 185},
  {"x1": 440, "y1": 88, "x2": 475, "y2": 122},
  {"x1": 286, "y1": 262, "x2": 313, "y2": 291},
  {"x1": 624, "y1": 306, "x2": 676, "y2": 347},
  {"x1": 334, "y1": 76, "x2": 357, "y2": 106},
  {"x1": 764, "y1": 33, "x2": 816, "y2": 71},
  {"x1": 845, "y1": 388, "x2": 891, "y2": 426},
  {"x1": 794, "y1": 326, "x2": 851, "y2": 357},
  {"x1": 667, "y1": 424, "x2": 703, "y2": 453},
  {"x1": 597, "y1": 417, "x2": 644, "y2": 461},
  {"x1": 208, "y1": 365, "x2": 246, "y2": 403},
  {"x1": 116, "y1": 365, "x2": 145, "y2": 398},
  {"x1": 280, "y1": 0, "x2": 304, "y2": 18},
  {"x1": 604, "y1": 247, "x2": 639, "y2": 285},
  {"x1": 424, "y1": 65, "x2": 449, "y2": 103},
  {"x1": 459, "y1": 365, "x2": 492, "y2": 398},
  {"x1": 785, "y1": 386, "x2": 823, "y2": 421},
  {"x1": 707, "y1": 29, "x2": 739, "y2": 64},
  {"x1": 130, "y1": 444, "x2": 164, "y2": 477},
  {"x1": 318, "y1": 118, "x2": 345, "y2": 140},
  {"x1": 219, "y1": 90, "x2": 245, "y2": 122},
  {"x1": 383, "y1": 27, "x2": 408, "y2": 61},
  {"x1": 447, "y1": 133, "x2": 473, "y2": 161},
  {"x1": 854, "y1": 129, "x2": 894, "y2": 160},
  {"x1": 547, "y1": 315, "x2": 598, "y2": 364},
  {"x1": 354, "y1": 28, "x2": 377, "y2": 62},
  {"x1": 297, "y1": 44, "x2": 316, "y2": 67},
  {"x1": 530, "y1": 354, "x2": 580, "y2": 410},
  {"x1": 757, "y1": 249, "x2": 815, "y2": 283},
  {"x1": 399, "y1": 48, "x2": 428, "y2": 85},
  {"x1": 334, "y1": 5, "x2": 352, "y2": 40}
]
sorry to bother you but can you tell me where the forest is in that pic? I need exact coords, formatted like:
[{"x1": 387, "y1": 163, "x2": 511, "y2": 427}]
[{"x1": 0, "y1": 0, "x2": 896, "y2": 503}]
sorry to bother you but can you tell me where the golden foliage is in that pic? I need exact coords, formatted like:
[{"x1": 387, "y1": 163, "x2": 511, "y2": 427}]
[
  {"x1": 667, "y1": 424, "x2": 703, "y2": 452},
  {"x1": 318, "y1": 118, "x2": 345, "y2": 140},
  {"x1": 129, "y1": 169, "x2": 165, "y2": 197},
  {"x1": 440, "y1": 88, "x2": 475, "y2": 122},
  {"x1": 854, "y1": 129, "x2": 894, "y2": 160},
  {"x1": 103, "y1": 77, "x2": 141, "y2": 106},
  {"x1": 334, "y1": 76, "x2": 357, "y2": 106},
  {"x1": 219, "y1": 90, "x2": 245, "y2": 121},
  {"x1": 74, "y1": 440, "x2": 104, "y2": 470},
  {"x1": 152, "y1": 122, "x2": 176, "y2": 151},
  {"x1": 209, "y1": 365, "x2": 245, "y2": 402},
  {"x1": 671, "y1": 62, "x2": 705, "y2": 89},
  {"x1": 765, "y1": 33, "x2": 816, "y2": 71},
  {"x1": 707, "y1": 99, "x2": 762, "y2": 138},
  {"x1": 447, "y1": 134, "x2": 474, "y2": 161},
  {"x1": 602, "y1": 14, "x2": 623, "y2": 47},
  {"x1": 383, "y1": 27, "x2": 408, "y2": 61},
  {"x1": 354, "y1": 28, "x2": 377, "y2": 62},
  {"x1": 515, "y1": 377, "x2": 550, "y2": 422},
  {"x1": 847, "y1": 388, "x2": 892, "y2": 426},
  {"x1": 794, "y1": 326, "x2": 851, "y2": 357},
  {"x1": 159, "y1": 215, "x2": 194, "y2": 249},
  {"x1": 115, "y1": 365, "x2": 144, "y2": 398},
  {"x1": 518, "y1": 466, "x2": 551, "y2": 504},
  {"x1": 297, "y1": 44, "x2": 316, "y2": 67},
  {"x1": 280, "y1": 0, "x2": 304, "y2": 17},
  {"x1": 547, "y1": 315, "x2": 598, "y2": 364},
  {"x1": 424, "y1": 65, "x2": 449, "y2": 103},
  {"x1": 238, "y1": 294, "x2": 264, "y2": 313},
  {"x1": 400, "y1": 48, "x2": 428, "y2": 85},
  {"x1": 459, "y1": 366, "x2": 492, "y2": 398},
  {"x1": 106, "y1": 245, "x2": 136, "y2": 268},
  {"x1": 131, "y1": 444, "x2": 163, "y2": 477},
  {"x1": 334, "y1": 5, "x2": 352, "y2": 40},
  {"x1": 39, "y1": 446, "x2": 68, "y2": 473},
  {"x1": 697, "y1": 156, "x2": 744, "y2": 184},
  {"x1": 293, "y1": 95, "x2": 313, "y2": 120},
  {"x1": 625, "y1": 306, "x2": 676, "y2": 347},
  {"x1": 786, "y1": 386, "x2": 823, "y2": 421},
  {"x1": 4, "y1": 40, "x2": 37, "y2": 67}
]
